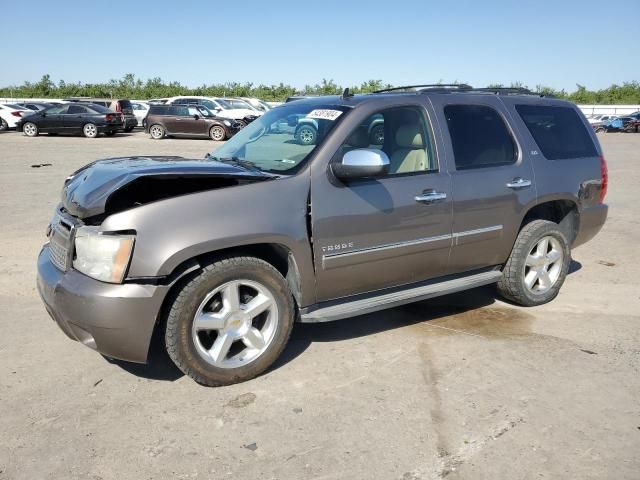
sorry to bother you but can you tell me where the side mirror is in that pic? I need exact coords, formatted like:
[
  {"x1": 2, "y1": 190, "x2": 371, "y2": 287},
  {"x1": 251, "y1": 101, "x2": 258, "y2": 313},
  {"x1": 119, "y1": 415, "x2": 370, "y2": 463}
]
[
  {"x1": 331, "y1": 149, "x2": 390, "y2": 180},
  {"x1": 193, "y1": 114, "x2": 200, "y2": 120},
  {"x1": 41, "y1": 112, "x2": 47, "y2": 117}
]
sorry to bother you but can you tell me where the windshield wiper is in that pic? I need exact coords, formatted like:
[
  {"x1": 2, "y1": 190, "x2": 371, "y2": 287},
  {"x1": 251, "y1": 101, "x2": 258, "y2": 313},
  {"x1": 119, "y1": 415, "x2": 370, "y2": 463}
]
[{"x1": 207, "y1": 155, "x2": 266, "y2": 174}]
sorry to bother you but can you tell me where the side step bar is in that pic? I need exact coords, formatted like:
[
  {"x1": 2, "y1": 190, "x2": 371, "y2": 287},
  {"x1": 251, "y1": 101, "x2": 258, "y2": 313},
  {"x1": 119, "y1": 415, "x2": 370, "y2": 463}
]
[{"x1": 300, "y1": 270, "x2": 503, "y2": 323}]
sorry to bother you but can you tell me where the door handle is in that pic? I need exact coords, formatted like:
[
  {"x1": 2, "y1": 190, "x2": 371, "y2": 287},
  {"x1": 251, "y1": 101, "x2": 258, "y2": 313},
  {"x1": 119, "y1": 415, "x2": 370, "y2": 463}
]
[
  {"x1": 506, "y1": 177, "x2": 532, "y2": 189},
  {"x1": 415, "y1": 191, "x2": 447, "y2": 204}
]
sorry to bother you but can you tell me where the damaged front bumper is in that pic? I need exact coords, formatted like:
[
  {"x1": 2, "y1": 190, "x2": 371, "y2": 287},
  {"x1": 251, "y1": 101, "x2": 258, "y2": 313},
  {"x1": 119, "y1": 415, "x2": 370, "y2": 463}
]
[{"x1": 37, "y1": 245, "x2": 169, "y2": 363}]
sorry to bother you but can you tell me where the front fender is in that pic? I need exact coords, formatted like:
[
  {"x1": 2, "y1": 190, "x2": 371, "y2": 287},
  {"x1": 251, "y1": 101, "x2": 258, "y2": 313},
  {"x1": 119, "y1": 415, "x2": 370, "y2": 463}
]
[{"x1": 100, "y1": 174, "x2": 316, "y2": 304}]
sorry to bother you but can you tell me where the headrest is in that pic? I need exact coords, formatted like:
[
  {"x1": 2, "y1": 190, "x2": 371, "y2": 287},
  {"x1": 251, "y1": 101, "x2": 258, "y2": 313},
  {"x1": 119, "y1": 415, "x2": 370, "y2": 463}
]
[
  {"x1": 395, "y1": 125, "x2": 424, "y2": 148},
  {"x1": 346, "y1": 127, "x2": 370, "y2": 148}
]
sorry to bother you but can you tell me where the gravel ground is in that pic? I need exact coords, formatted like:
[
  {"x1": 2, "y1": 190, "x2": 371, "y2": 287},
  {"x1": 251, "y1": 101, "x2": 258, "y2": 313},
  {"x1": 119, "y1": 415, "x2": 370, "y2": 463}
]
[{"x1": 0, "y1": 130, "x2": 638, "y2": 480}]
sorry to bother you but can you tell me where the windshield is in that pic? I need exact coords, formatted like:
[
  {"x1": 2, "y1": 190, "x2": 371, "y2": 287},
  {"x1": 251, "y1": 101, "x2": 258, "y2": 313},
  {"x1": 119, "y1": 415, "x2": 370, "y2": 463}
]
[
  {"x1": 216, "y1": 99, "x2": 232, "y2": 109},
  {"x1": 210, "y1": 102, "x2": 349, "y2": 173}
]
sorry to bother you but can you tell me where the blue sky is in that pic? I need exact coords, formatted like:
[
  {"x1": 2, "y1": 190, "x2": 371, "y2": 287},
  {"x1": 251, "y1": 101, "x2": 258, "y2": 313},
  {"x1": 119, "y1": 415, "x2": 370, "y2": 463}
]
[{"x1": 3, "y1": 0, "x2": 638, "y2": 91}]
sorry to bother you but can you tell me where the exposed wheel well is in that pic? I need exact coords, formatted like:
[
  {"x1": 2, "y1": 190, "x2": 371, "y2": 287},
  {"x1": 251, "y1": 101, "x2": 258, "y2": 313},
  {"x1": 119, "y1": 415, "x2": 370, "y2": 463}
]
[{"x1": 520, "y1": 200, "x2": 579, "y2": 244}]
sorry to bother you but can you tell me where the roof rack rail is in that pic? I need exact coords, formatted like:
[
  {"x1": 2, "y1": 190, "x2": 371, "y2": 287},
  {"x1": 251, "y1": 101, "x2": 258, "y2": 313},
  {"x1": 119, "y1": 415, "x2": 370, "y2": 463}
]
[
  {"x1": 373, "y1": 84, "x2": 472, "y2": 93},
  {"x1": 469, "y1": 87, "x2": 555, "y2": 98}
]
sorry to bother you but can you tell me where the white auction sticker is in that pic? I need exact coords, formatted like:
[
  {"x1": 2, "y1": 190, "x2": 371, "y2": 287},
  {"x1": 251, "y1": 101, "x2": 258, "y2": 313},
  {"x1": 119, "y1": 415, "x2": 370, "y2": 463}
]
[{"x1": 306, "y1": 109, "x2": 343, "y2": 121}]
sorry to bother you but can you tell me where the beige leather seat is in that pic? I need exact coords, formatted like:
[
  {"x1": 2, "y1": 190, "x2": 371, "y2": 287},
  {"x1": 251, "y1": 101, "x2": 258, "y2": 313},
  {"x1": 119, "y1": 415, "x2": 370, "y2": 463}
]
[{"x1": 390, "y1": 124, "x2": 427, "y2": 173}]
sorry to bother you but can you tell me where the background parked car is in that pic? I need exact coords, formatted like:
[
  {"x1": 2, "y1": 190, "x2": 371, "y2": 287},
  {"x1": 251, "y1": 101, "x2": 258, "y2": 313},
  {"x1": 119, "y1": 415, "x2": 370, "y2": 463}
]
[
  {"x1": 17, "y1": 103, "x2": 124, "y2": 138},
  {"x1": 0, "y1": 104, "x2": 31, "y2": 130},
  {"x1": 164, "y1": 96, "x2": 260, "y2": 127},
  {"x1": 131, "y1": 101, "x2": 150, "y2": 128},
  {"x1": 14, "y1": 101, "x2": 57, "y2": 112},
  {"x1": 237, "y1": 97, "x2": 272, "y2": 112},
  {"x1": 145, "y1": 104, "x2": 240, "y2": 140},
  {"x1": 64, "y1": 97, "x2": 137, "y2": 132}
]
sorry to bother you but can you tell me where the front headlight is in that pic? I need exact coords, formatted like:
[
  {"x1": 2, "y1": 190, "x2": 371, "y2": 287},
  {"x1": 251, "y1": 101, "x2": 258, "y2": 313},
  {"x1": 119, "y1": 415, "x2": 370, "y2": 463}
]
[
  {"x1": 223, "y1": 120, "x2": 231, "y2": 127},
  {"x1": 73, "y1": 227, "x2": 135, "y2": 283}
]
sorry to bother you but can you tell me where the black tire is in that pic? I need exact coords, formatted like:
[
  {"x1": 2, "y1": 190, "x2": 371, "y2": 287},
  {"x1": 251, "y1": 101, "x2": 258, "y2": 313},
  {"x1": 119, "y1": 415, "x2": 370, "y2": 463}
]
[
  {"x1": 296, "y1": 125, "x2": 317, "y2": 145},
  {"x1": 209, "y1": 125, "x2": 226, "y2": 141},
  {"x1": 370, "y1": 124, "x2": 385, "y2": 145},
  {"x1": 149, "y1": 124, "x2": 165, "y2": 139},
  {"x1": 595, "y1": 127, "x2": 606, "y2": 133},
  {"x1": 22, "y1": 122, "x2": 39, "y2": 137},
  {"x1": 165, "y1": 256, "x2": 295, "y2": 387},
  {"x1": 124, "y1": 126, "x2": 134, "y2": 133},
  {"x1": 497, "y1": 219, "x2": 571, "y2": 307},
  {"x1": 0, "y1": 118, "x2": 8, "y2": 131},
  {"x1": 235, "y1": 120, "x2": 247, "y2": 129}
]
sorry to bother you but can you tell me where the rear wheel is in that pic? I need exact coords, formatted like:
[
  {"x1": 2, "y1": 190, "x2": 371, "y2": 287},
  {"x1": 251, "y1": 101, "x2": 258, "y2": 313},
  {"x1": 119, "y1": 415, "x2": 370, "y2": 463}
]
[
  {"x1": 149, "y1": 124, "x2": 165, "y2": 139},
  {"x1": 497, "y1": 220, "x2": 571, "y2": 306},
  {"x1": 209, "y1": 125, "x2": 226, "y2": 141},
  {"x1": 83, "y1": 123, "x2": 98, "y2": 138},
  {"x1": 0, "y1": 118, "x2": 8, "y2": 131},
  {"x1": 165, "y1": 256, "x2": 295, "y2": 386},
  {"x1": 23, "y1": 122, "x2": 39, "y2": 137}
]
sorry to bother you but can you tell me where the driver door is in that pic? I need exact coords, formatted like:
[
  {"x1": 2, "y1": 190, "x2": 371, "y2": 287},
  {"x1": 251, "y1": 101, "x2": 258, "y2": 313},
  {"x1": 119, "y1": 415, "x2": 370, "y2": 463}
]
[{"x1": 310, "y1": 103, "x2": 454, "y2": 302}]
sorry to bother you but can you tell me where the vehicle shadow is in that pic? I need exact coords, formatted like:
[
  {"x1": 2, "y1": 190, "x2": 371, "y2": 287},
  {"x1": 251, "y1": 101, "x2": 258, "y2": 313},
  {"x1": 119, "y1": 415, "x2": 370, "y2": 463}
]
[
  {"x1": 270, "y1": 285, "x2": 499, "y2": 372},
  {"x1": 107, "y1": 266, "x2": 581, "y2": 383}
]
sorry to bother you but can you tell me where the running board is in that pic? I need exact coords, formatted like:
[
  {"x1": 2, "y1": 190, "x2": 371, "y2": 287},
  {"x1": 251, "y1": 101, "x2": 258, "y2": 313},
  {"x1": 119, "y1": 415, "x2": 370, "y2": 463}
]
[{"x1": 300, "y1": 270, "x2": 502, "y2": 323}]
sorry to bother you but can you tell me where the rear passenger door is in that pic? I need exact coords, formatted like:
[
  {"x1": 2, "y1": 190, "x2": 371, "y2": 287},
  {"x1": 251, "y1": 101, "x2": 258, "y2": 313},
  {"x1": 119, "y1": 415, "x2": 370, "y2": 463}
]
[{"x1": 431, "y1": 96, "x2": 536, "y2": 273}]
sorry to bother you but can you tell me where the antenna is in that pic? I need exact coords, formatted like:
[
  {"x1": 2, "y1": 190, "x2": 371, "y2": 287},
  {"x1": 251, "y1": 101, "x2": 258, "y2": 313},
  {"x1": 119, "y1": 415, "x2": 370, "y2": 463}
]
[{"x1": 341, "y1": 87, "x2": 354, "y2": 99}]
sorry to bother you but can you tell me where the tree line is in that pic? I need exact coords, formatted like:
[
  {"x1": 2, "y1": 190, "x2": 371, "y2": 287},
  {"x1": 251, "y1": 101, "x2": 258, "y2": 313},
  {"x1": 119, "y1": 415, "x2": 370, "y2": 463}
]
[{"x1": 1, "y1": 74, "x2": 639, "y2": 104}]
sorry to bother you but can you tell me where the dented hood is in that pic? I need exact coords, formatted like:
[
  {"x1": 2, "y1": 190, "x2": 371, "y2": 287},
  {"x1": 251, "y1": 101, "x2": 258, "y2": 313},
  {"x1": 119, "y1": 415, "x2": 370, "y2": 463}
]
[{"x1": 62, "y1": 156, "x2": 272, "y2": 219}]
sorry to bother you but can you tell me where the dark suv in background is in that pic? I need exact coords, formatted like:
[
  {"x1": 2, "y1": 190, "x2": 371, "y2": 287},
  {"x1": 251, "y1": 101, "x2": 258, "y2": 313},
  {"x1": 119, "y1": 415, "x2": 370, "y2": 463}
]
[
  {"x1": 65, "y1": 98, "x2": 137, "y2": 132},
  {"x1": 145, "y1": 104, "x2": 241, "y2": 140},
  {"x1": 37, "y1": 85, "x2": 608, "y2": 387}
]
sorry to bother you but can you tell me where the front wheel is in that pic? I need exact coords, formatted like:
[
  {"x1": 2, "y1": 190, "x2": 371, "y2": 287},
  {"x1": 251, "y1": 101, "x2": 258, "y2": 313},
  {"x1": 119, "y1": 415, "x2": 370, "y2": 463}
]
[
  {"x1": 497, "y1": 219, "x2": 571, "y2": 306},
  {"x1": 209, "y1": 125, "x2": 226, "y2": 141},
  {"x1": 83, "y1": 123, "x2": 98, "y2": 138},
  {"x1": 0, "y1": 118, "x2": 8, "y2": 131},
  {"x1": 165, "y1": 256, "x2": 295, "y2": 386},
  {"x1": 23, "y1": 122, "x2": 39, "y2": 137}
]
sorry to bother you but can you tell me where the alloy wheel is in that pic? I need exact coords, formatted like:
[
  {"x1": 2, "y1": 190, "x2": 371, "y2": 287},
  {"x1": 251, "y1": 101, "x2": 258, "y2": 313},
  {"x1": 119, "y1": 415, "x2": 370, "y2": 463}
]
[
  {"x1": 23, "y1": 123, "x2": 37, "y2": 136},
  {"x1": 191, "y1": 279, "x2": 278, "y2": 369},
  {"x1": 523, "y1": 236, "x2": 563, "y2": 294}
]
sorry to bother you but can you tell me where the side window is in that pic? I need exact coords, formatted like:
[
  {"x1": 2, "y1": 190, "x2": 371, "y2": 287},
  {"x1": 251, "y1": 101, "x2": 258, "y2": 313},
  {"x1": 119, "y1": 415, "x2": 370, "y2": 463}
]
[
  {"x1": 340, "y1": 106, "x2": 437, "y2": 175},
  {"x1": 445, "y1": 105, "x2": 517, "y2": 170},
  {"x1": 515, "y1": 105, "x2": 597, "y2": 160},
  {"x1": 187, "y1": 106, "x2": 200, "y2": 116},
  {"x1": 173, "y1": 105, "x2": 189, "y2": 116},
  {"x1": 48, "y1": 105, "x2": 69, "y2": 114},
  {"x1": 68, "y1": 105, "x2": 87, "y2": 114}
]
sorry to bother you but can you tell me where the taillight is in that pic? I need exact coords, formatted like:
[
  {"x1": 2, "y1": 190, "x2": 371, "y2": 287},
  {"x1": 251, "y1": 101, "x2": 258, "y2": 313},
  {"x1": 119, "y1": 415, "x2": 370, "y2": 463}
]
[
  {"x1": 599, "y1": 155, "x2": 608, "y2": 204},
  {"x1": 11, "y1": 111, "x2": 22, "y2": 117},
  {"x1": 105, "y1": 114, "x2": 113, "y2": 121}
]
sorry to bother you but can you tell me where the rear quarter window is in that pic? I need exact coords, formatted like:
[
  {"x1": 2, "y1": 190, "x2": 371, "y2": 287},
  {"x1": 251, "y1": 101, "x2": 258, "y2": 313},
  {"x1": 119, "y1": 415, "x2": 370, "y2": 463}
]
[{"x1": 515, "y1": 105, "x2": 597, "y2": 160}]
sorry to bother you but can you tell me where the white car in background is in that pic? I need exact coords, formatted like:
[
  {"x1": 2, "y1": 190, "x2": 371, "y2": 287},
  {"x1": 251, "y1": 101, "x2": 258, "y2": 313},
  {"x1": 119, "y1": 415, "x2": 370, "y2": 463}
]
[
  {"x1": 164, "y1": 96, "x2": 261, "y2": 126},
  {"x1": 0, "y1": 104, "x2": 32, "y2": 130},
  {"x1": 236, "y1": 97, "x2": 272, "y2": 112},
  {"x1": 131, "y1": 101, "x2": 150, "y2": 128}
]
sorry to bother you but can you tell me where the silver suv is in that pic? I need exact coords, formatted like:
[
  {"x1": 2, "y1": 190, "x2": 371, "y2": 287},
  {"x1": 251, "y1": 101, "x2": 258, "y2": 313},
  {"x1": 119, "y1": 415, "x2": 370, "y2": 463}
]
[{"x1": 37, "y1": 85, "x2": 608, "y2": 386}]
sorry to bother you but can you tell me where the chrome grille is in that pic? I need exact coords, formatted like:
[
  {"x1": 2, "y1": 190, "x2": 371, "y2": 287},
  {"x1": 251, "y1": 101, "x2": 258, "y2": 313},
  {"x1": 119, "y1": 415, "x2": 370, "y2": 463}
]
[
  {"x1": 47, "y1": 210, "x2": 76, "y2": 272},
  {"x1": 49, "y1": 238, "x2": 69, "y2": 271}
]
